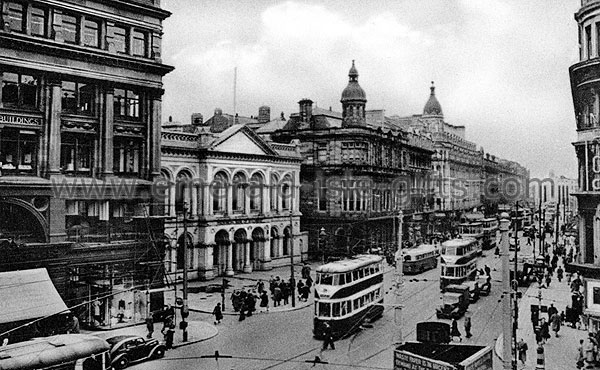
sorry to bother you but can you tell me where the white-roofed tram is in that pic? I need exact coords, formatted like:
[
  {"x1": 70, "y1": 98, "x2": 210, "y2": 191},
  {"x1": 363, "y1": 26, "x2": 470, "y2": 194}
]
[
  {"x1": 403, "y1": 244, "x2": 438, "y2": 274},
  {"x1": 439, "y1": 238, "x2": 479, "y2": 290},
  {"x1": 313, "y1": 255, "x2": 384, "y2": 339},
  {"x1": 457, "y1": 222, "x2": 484, "y2": 255}
]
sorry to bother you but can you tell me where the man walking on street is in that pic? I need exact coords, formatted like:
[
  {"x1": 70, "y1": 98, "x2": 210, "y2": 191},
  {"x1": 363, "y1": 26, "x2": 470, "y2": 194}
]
[
  {"x1": 322, "y1": 321, "x2": 335, "y2": 350},
  {"x1": 517, "y1": 338, "x2": 528, "y2": 365},
  {"x1": 464, "y1": 317, "x2": 472, "y2": 339}
]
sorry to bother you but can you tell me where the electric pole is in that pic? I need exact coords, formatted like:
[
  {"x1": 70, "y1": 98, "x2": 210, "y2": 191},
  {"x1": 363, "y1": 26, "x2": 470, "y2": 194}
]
[
  {"x1": 290, "y1": 211, "x2": 296, "y2": 308},
  {"x1": 393, "y1": 210, "x2": 404, "y2": 346},
  {"x1": 500, "y1": 212, "x2": 512, "y2": 370}
]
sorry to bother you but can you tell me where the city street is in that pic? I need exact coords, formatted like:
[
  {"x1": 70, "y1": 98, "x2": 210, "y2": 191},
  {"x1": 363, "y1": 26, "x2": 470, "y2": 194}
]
[{"x1": 129, "y1": 241, "x2": 514, "y2": 370}]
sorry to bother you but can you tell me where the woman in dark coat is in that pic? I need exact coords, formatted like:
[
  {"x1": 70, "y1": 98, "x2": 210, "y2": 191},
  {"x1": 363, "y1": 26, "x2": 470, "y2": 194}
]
[
  {"x1": 450, "y1": 319, "x2": 462, "y2": 342},
  {"x1": 212, "y1": 303, "x2": 223, "y2": 324},
  {"x1": 540, "y1": 318, "x2": 550, "y2": 343},
  {"x1": 260, "y1": 291, "x2": 269, "y2": 312}
]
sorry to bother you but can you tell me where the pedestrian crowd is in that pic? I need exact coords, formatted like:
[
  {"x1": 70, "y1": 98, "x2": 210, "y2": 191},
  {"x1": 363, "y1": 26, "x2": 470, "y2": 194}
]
[{"x1": 209, "y1": 265, "x2": 314, "y2": 325}]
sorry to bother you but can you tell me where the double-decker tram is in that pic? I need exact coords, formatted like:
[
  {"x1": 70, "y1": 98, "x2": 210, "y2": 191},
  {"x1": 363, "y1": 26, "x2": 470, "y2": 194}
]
[
  {"x1": 313, "y1": 255, "x2": 384, "y2": 339},
  {"x1": 481, "y1": 217, "x2": 499, "y2": 250},
  {"x1": 457, "y1": 222, "x2": 484, "y2": 255},
  {"x1": 403, "y1": 244, "x2": 438, "y2": 274},
  {"x1": 439, "y1": 238, "x2": 479, "y2": 290}
]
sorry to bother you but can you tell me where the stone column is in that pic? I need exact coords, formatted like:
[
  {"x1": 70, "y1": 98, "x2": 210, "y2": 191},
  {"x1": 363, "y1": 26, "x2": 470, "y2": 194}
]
[
  {"x1": 102, "y1": 88, "x2": 114, "y2": 177},
  {"x1": 226, "y1": 185, "x2": 233, "y2": 215},
  {"x1": 149, "y1": 91, "x2": 163, "y2": 180},
  {"x1": 191, "y1": 185, "x2": 198, "y2": 217},
  {"x1": 202, "y1": 185, "x2": 210, "y2": 216},
  {"x1": 225, "y1": 243, "x2": 234, "y2": 276},
  {"x1": 243, "y1": 241, "x2": 252, "y2": 273},
  {"x1": 244, "y1": 185, "x2": 251, "y2": 215},
  {"x1": 47, "y1": 78, "x2": 62, "y2": 176}
]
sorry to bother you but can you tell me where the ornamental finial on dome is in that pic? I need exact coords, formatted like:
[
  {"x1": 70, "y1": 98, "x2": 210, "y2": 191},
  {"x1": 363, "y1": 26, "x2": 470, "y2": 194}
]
[
  {"x1": 423, "y1": 81, "x2": 443, "y2": 116},
  {"x1": 349, "y1": 59, "x2": 358, "y2": 81}
]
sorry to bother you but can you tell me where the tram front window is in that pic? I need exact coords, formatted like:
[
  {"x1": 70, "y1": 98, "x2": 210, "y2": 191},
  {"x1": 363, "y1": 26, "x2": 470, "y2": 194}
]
[
  {"x1": 446, "y1": 267, "x2": 455, "y2": 277},
  {"x1": 338, "y1": 274, "x2": 345, "y2": 285},
  {"x1": 319, "y1": 273, "x2": 333, "y2": 285},
  {"x1": 319, "y1": 302, "x2": 331, "y2": 317},
  {"x1": 332, "y1": 302, "x2": 340, "y2": 317}
]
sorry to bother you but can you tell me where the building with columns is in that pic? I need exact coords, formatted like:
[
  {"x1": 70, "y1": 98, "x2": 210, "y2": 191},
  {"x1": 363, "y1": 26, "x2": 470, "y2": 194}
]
[
  {"x1": 161, "y1": 113, "x2": 306, "y2": 281},
  {"x1": 0, "y1": 0, "x2": 172, "y2": 335},
  {"x1": 568, "y1": 0, "x2": 600, "y2": 332}
]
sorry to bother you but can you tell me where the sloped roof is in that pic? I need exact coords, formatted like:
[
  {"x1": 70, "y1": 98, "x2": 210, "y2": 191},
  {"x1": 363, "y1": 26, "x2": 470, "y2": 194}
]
[{"x1": 0, "y1": 268, "x2": 69, "y2": 325}]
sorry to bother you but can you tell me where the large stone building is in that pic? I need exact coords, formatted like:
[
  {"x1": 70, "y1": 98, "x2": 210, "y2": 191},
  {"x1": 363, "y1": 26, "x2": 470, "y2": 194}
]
[
  {"x1": 568, "y1": 0, "x2": 600, "y2": 332},
  {"x1": 271, "y1": 62, "x2": 435, "y2": 258},
  {"x1": 0, "y1": 0, "x2": 172, "y2": 336},
  {"x1": 160, "y1": 113, "x2": 306, "y2": 281}
]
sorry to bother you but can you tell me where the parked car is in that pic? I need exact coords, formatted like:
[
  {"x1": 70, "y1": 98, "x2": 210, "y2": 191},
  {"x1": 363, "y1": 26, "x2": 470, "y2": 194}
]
[{"x1": 106, "y1": 335, "x2": 166, "y2": 369}]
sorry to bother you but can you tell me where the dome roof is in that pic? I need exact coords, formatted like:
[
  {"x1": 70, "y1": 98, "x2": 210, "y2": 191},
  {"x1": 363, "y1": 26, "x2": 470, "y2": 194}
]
[
  {"x1": 341, "y1": 60, "x2": 366, "y2": 102},
  {"x1": 423, "y1": 81, "x2": 443, "y2": 116}
]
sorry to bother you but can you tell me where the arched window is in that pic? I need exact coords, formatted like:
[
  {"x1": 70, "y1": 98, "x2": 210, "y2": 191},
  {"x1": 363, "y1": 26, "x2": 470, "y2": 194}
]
[
  {"x1": 176, "y1": 233, "x2": 193, "y2": 270},
  {"x1": 270, "y1": 174, "x2": 279, "y2": 211},
  {"x1": 270, "y1": 227, "x2": 279, "y2": 257},
  {"x1": 282, "y1": 175, "x2": 292, "y2": 210},
  {"x1": 232, "y1": 172, "x2": 247, "y2": 213},
  {"x1": 283, "y1": 227, "x2": 291, "y2": 256},
  {"x1": 175, "y1": 170, "x2": 192, "y2": 214},
  {"x1": 160, "y1": 169, "x2": 172, "y2": 216},
  {"x1": 212, "y1": 171, "x2": 228, "y2": 213},
  {"x1": 249, "y1": 173, "x2": 264, "y2": 213}
]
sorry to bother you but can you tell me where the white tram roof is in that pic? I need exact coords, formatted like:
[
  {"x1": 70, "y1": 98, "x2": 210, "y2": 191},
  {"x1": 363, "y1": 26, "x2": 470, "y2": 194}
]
[
  {"x1": 482, "y1": 217, "x2": 498, "y2": 222},
  {"x1": 404, "y1": 244, "x2": 438, "y2": 255},
  {"x1": 316, "y1": 254, "x2": 383, "y2": 273},
  {"x1": 441, "y1": 238, "x2": 477, "y2": 248}
]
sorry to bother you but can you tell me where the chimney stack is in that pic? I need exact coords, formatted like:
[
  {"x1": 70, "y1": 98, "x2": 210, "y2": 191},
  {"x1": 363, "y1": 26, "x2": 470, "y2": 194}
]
[
  {"x1": 191, "y1": 113, "x2": 204, "y2": 126},
  {"x1": 298, "y1": 98, "x2": 313, "y2": 123},
  {"x1": 258, "y1": 106, "x2": 271, "y2": 123}
]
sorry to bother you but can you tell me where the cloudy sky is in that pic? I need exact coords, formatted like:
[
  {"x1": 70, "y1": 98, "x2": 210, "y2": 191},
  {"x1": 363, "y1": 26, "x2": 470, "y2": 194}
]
[{"x1": 161, "y1": 0, "x2": 580, "y2": 178}]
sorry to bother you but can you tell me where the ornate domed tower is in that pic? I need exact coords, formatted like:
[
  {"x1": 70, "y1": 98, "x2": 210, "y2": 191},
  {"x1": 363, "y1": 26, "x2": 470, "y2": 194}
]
[
  {"x1": 423, "y1": 81, "x2": 443, "y2": 117},
  {"x1": 341, "y1": 60, "x2": 367, "y2": 127}
]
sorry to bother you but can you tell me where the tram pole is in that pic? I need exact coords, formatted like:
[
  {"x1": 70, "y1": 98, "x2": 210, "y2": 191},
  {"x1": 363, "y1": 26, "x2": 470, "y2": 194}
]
[
  {"x1": 500, "y1": 212, "x2": 512, "y2": 370},
  {"x1": 290, "y1": 211, "x2": 296, "y2": 308},
  {"x1": 393, "y1": 210, "x2": 404, "y2": 346}
]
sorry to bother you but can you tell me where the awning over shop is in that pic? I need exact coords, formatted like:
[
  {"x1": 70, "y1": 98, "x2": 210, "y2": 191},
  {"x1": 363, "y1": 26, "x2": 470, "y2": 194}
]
[{"x1": 0, "y1": 268, "x2": 69, "y2": 325}]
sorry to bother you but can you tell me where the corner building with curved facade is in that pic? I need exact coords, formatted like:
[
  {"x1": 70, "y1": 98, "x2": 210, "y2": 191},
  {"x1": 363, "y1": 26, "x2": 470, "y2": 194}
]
[{"x1": 568, "y1": 0, "x2": 600, "y2": 333}]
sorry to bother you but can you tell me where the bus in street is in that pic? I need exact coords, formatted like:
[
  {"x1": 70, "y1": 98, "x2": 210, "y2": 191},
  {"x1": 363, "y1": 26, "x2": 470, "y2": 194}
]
[
  {"x1": 403, "y1": 244, "x2": 438, "y2": 274},
  {"x1": 439, "y1": 238, "x2": 479, "y2": 290},
  {"x1": 313, "y1": 254, "x2": 384, "y2": 339}
]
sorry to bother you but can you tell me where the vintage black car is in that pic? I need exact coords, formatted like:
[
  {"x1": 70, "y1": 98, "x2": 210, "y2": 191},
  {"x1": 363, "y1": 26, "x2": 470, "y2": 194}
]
[{"x1": 106, "y1": 334, "x2": 166, "y2": 369}]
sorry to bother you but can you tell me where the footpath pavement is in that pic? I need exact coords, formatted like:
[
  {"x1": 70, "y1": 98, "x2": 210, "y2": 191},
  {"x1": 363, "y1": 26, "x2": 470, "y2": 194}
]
[
  {"x1": 164, "y1": 262, "x2": 318, "y2": 316},
  {"x1": 495, "y1": 261, "x2": 592, "y2": 369},
  {"x1": 83, "y1": 262, "x2": 319, "y2": 348}
]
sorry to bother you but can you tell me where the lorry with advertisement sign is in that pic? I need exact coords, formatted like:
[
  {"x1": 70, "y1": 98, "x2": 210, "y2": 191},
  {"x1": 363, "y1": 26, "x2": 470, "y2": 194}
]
[{"x1": 393, "y1": 322, "x2": 493, "y2": 370}]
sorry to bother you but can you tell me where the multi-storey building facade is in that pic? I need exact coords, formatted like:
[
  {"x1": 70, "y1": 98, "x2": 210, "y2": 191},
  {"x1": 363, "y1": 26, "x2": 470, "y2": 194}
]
[
  {"x1": 0, "y1": 0, "x2": 172, "y2": 335},
  {"x1": 161, "y1": 113, "x2": 306, "y2": 281},
  {"x1": 568, "y1": 0, "x2": 600, "y2": 332},
  {"x1": 528, "y1": 171, "x2": 577, "y2": 224},
  {"x1": 396, "y1": 84, "x2": 483, "y2": 214},
  {"x1": 271, "y1": 62, "x2": 435, "y2": 258}
]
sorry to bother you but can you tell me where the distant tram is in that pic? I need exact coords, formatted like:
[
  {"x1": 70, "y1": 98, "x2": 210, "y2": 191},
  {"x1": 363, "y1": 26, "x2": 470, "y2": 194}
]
[
  {"x1": 439, "y1": 238, "x2": 479, "y2": 290},
  {"x1": 457, "y1": 222, "x2": 484, "y2": 256},
  {"x1": 313, "y1": 255, "x2": 384, "y2": 339},
  {"x1": 481, "y1": 217, "x2": 499, "y2": 250},
  {"x1": 403, "y1": 244, "x2": 438, "y2": 274}
]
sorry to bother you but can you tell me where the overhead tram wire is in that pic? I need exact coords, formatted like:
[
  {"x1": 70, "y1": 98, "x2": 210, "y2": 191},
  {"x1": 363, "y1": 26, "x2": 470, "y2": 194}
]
[{"x1": 158, "y1": 354, "x2": 390, "y2": 369}]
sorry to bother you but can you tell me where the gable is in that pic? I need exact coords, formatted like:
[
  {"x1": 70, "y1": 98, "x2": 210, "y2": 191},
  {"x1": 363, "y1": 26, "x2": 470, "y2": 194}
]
[{"x1": 213, "y1": 131, "x2": 272, "y2": 156}]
